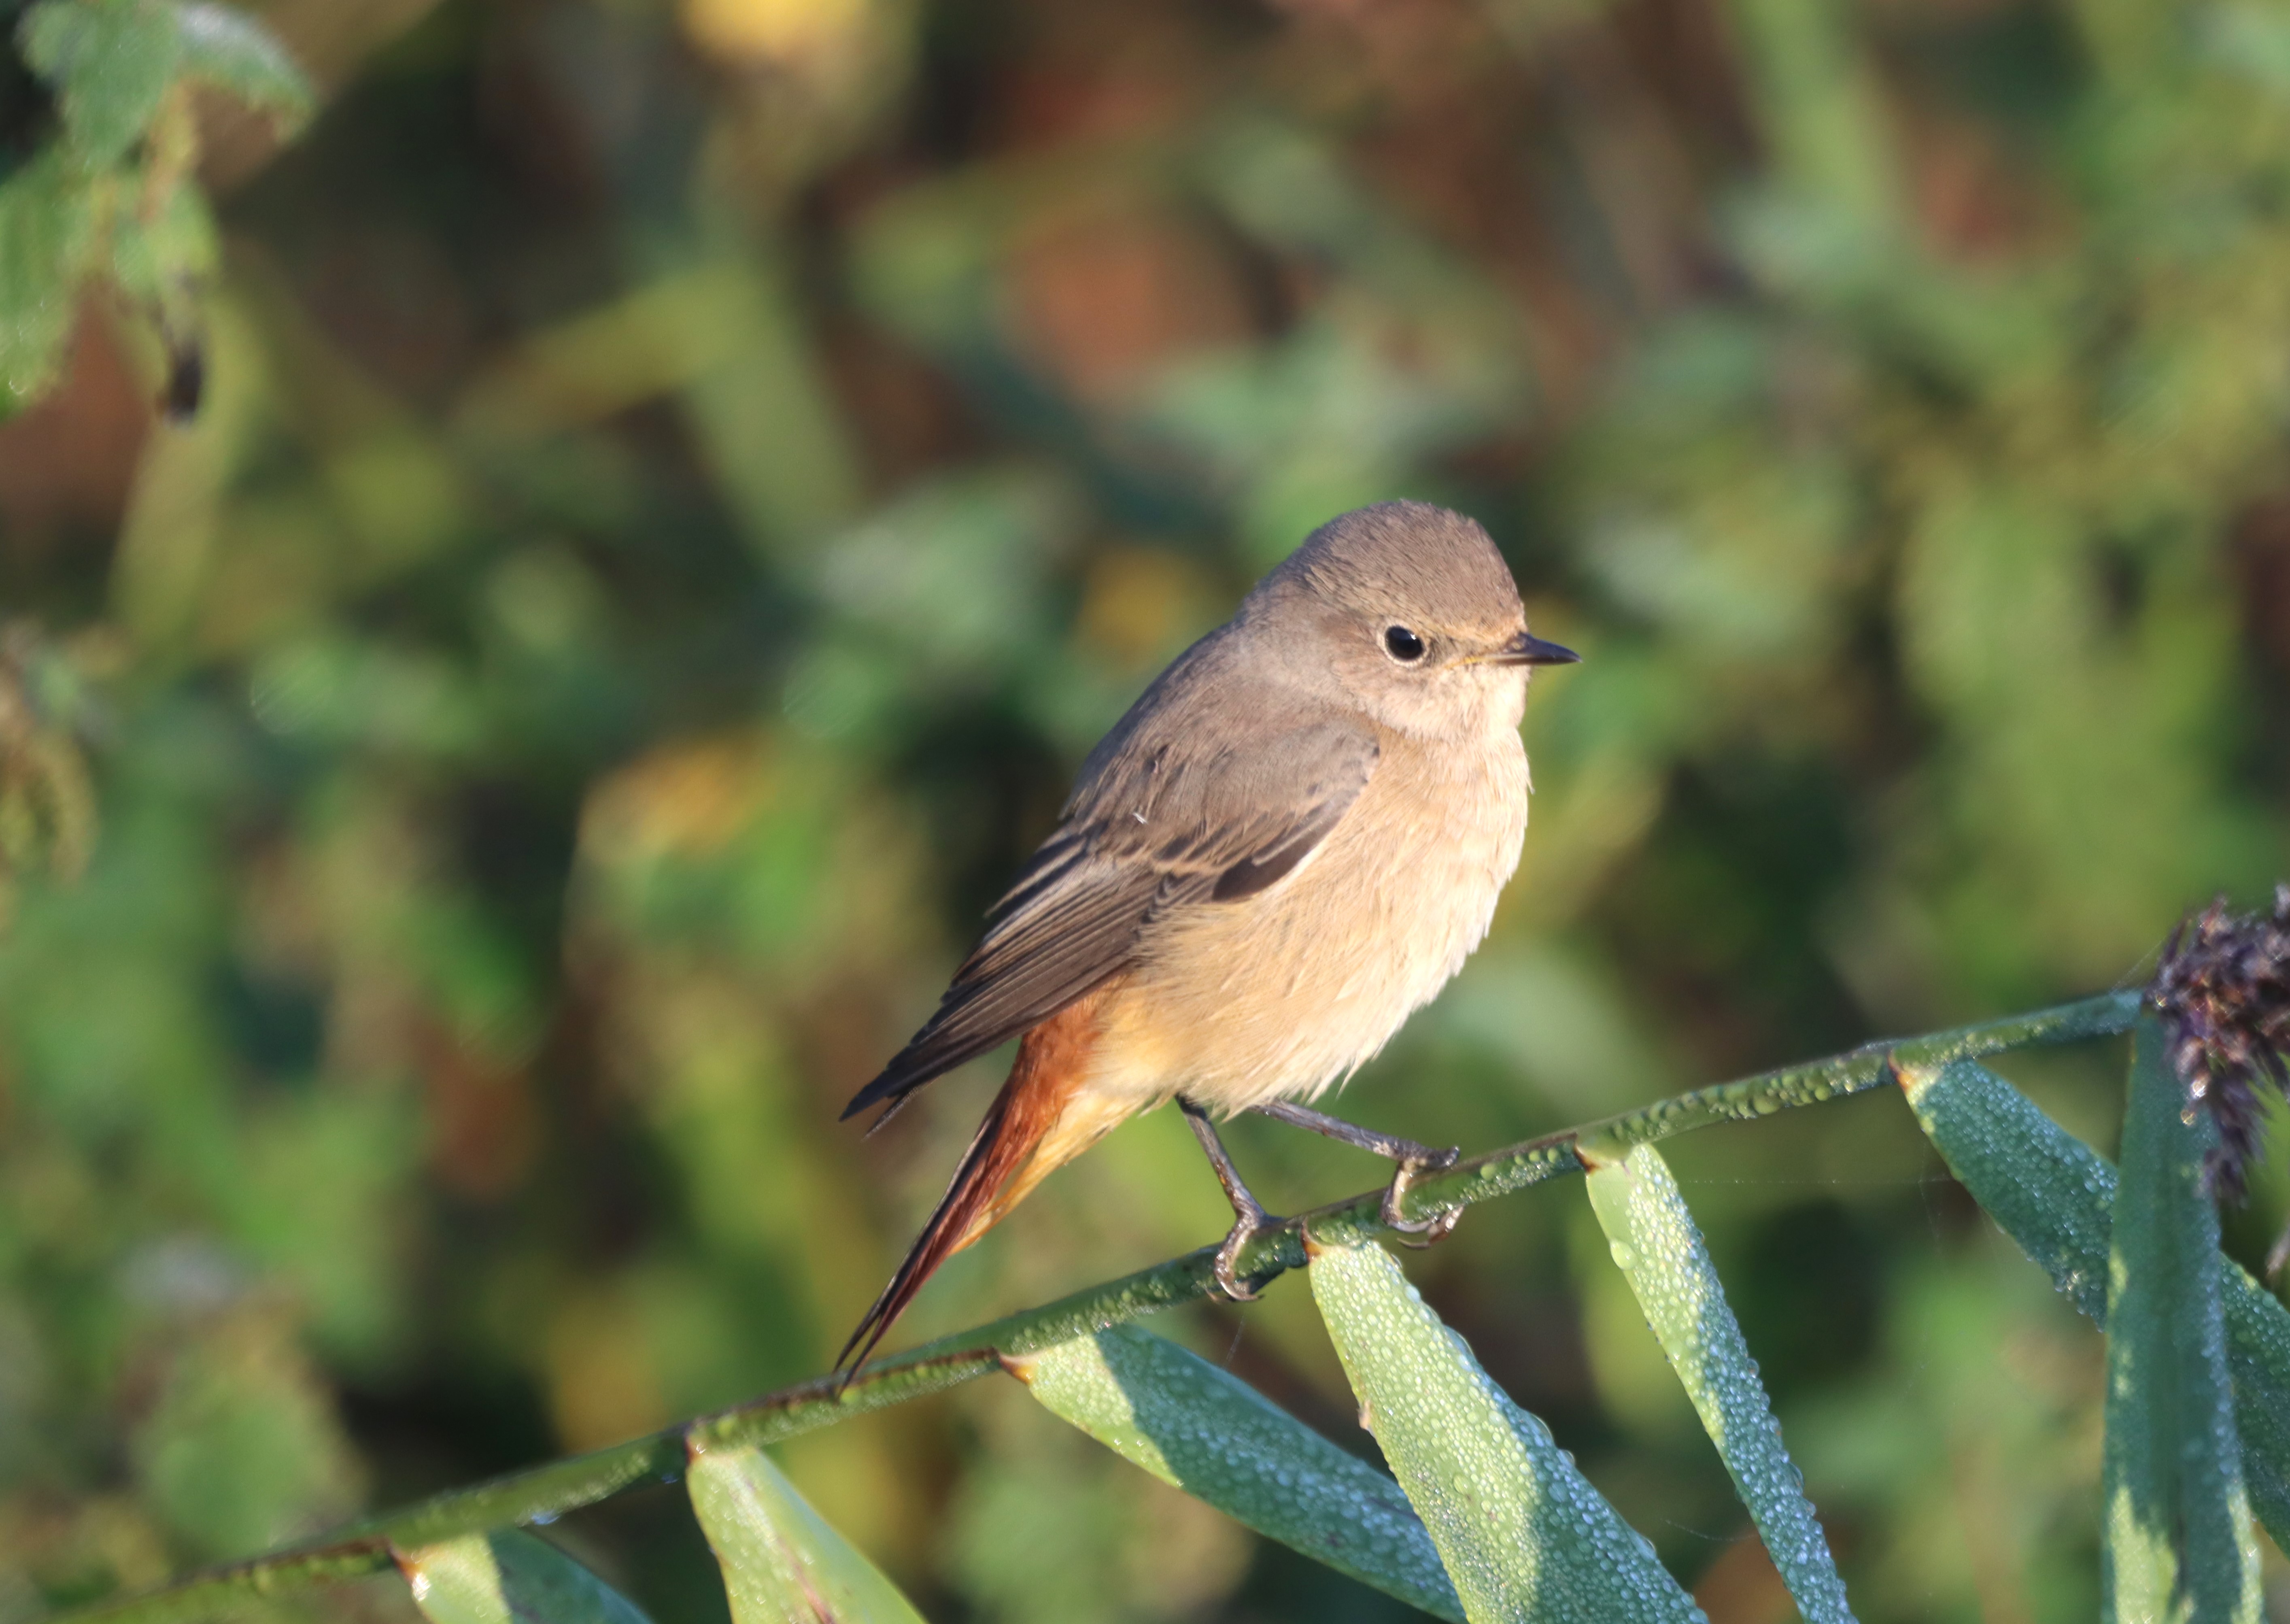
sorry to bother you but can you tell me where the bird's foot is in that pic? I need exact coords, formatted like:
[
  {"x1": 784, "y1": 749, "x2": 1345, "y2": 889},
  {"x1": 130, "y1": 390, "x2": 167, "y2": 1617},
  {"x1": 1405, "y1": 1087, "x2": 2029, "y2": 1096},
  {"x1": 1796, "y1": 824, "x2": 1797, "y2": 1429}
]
[
  {"x1": 1381, "y1": 1144, "x2": 1462, "y2": 1244},
  {"x1": 1211, "y1": 1196, "x2": 1281, "y2": 1301},
  {"x1": 1182, "y1": 1098, "x2": 1287, "y2": 1300}
]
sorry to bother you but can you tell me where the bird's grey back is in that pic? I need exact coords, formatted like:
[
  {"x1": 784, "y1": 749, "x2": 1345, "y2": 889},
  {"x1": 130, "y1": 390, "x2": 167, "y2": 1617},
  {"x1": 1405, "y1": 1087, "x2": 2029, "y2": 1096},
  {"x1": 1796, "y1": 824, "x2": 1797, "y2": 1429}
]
[
  {"x1": 1066, "y1": 609, "x2": 1332, "y2": 823},
  {"x1": 840, "y1": 499, "x2": 1525, "y2": 1121}
]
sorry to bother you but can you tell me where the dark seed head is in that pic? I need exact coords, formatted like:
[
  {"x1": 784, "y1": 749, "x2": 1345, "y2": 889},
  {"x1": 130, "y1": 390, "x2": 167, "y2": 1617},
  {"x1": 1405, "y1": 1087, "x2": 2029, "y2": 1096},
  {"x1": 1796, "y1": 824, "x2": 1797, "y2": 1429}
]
[{"x1": 2150, "y1": 886, "x2": 2290, "y2": 1201}]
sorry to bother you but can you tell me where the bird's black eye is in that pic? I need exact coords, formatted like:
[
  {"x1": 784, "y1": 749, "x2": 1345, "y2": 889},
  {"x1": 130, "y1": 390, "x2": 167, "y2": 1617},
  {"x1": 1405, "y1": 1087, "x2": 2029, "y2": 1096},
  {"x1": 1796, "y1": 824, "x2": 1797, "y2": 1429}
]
[{"x1": 1383, "y1": 625, "x2": 1427, "y2": 662}]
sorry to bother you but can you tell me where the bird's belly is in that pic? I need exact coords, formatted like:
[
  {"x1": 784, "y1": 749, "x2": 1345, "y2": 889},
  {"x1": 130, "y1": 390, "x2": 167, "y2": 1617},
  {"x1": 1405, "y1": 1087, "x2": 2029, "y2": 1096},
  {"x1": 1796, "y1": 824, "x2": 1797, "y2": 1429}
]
[{"x1": 1097, "y1": 737, "x2": 1528, "y2": 1114}]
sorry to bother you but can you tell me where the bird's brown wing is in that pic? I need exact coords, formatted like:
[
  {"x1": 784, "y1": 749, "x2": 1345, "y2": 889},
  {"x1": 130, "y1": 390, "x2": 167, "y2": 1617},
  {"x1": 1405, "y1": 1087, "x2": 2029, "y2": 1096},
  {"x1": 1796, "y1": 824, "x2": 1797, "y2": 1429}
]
[{"x1": 840, "y1": 718, "x2": 1379, "y2": 1122}]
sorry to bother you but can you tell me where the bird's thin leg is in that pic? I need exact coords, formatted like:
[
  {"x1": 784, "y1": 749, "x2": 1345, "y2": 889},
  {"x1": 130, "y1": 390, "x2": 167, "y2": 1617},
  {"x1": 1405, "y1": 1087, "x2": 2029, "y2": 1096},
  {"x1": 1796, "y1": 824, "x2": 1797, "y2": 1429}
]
[
  {"x1": 1250, "y1": 1099, "x2": 1462, "y2": 1243},
  {"x1": 1180, "y1": 1100, "x2": 1281, "y2": 1302}
]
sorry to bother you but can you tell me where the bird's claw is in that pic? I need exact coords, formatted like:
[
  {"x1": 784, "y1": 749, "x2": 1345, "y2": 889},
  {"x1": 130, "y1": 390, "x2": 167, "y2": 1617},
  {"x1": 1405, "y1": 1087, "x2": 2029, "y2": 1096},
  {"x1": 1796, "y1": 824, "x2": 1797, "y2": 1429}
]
[
  {"x1": 1212, "y1": 1203, "x2": 1279, "y2": 1301},
  {"x1": 1382, "y1": 1146, "x2": 1462, "y2": 1243}
]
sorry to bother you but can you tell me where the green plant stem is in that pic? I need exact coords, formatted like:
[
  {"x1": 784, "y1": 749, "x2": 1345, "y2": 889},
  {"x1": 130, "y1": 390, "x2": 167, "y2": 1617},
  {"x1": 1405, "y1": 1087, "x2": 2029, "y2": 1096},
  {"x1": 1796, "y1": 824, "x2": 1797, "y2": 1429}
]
[{"x1": 43, "y1": 989, "x2": 2137, "y2": 1624}]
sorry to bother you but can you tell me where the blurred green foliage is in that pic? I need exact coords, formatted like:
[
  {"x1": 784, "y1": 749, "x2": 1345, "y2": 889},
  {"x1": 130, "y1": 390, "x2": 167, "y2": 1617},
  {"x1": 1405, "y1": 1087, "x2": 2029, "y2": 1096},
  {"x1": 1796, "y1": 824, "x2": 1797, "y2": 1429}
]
[
  {"x1": 1, "y1": 0, "x2": 310, "y2": 413},
  {"x1": 2, "y1": 0, "x2": 2289, "y2": 1617}
]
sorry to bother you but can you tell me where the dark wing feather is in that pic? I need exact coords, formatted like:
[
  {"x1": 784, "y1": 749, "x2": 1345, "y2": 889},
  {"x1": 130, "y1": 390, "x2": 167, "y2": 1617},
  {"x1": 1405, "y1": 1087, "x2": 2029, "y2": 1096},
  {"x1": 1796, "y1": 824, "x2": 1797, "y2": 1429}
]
[
  {"x1": 1208, "y1": 792, "x2": 1357, "y2": 900},
  {"x1": 841, "y1": 719, "x2": 1378, "y2": 1121}
]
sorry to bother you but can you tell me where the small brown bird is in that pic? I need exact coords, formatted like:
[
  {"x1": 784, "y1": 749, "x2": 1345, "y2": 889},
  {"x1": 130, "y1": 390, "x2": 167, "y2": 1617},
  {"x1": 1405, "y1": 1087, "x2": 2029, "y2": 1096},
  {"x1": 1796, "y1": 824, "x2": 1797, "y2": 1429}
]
[{"x1": 838, "y1": 501, "x2": 1576, "y2": 1368}]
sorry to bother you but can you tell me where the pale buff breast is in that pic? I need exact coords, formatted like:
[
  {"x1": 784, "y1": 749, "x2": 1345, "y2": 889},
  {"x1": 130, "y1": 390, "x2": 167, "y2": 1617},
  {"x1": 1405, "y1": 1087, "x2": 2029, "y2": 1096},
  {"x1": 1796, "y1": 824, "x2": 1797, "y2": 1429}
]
[{"x1": 1089, "y1": 714, "x2": 1530, "y2": 1115}]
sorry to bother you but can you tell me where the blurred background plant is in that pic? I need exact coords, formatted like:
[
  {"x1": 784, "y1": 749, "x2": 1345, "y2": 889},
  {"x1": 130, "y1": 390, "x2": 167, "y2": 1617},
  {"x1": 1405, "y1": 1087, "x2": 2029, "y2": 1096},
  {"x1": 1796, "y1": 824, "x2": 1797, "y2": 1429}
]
[{"x1": 2, "y1": 0, "x2": 2288, "y2": 1615}]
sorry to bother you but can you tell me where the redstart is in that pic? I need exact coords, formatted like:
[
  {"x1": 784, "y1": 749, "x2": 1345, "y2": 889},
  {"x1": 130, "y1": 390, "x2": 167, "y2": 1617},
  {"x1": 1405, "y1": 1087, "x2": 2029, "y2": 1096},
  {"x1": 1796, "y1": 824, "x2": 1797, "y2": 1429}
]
[{"x1": 839, "y1": 501, "x2": 1576, "y2": 1368}]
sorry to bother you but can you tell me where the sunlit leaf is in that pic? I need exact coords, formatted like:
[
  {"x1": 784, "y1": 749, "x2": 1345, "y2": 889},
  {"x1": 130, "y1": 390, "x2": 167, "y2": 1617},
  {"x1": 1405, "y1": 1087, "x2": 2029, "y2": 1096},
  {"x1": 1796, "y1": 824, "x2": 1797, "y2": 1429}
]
[
  {"x1": 19, "y1": 0, "x2": 182, "y2": 170},
  {"x1": 1307, "y1": 1239, "x2": 1705, "y2": 1623},
  {"x1": 686, "y1": 1438, "x2": 927, "y2": 1624},
  {"x1": 2101, "y1": 1017, "x2": 2261, "y2": 1621},
  {"x1": 1011, "y1": 1323, "x2": 1465, "y2": 1622},
  {"x1": 393, "y1": 1528, "x2": 654, "y2": 1624},
  {"x1": 175, "y1": 3, "x2": 313, "y2": 130},
  {"x1": 1583, "y1": 1141, "x2": 1854, "y2": 1623},
  {"x1": 1903, "y1": 1052, "x2": 2290, "y2": 1552},
  {"x1": 2226, "y1": 1265, "x2": 2290, "y2": 1549}
]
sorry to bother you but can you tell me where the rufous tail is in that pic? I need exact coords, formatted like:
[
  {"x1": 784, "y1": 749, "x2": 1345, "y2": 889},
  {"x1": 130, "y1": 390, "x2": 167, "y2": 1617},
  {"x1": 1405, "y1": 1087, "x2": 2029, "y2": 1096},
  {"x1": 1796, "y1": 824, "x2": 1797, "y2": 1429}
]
[{"x1": 837, "y1": 988, "x2": 1127, "y2": 1374}]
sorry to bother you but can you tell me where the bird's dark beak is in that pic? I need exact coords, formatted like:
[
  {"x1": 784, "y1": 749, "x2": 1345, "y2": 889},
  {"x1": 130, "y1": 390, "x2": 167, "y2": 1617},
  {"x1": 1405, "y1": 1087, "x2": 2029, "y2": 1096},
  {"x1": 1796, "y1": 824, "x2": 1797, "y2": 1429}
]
[{"x1": 1492, "y1": 630, "x2": 1580, "y2": 667}]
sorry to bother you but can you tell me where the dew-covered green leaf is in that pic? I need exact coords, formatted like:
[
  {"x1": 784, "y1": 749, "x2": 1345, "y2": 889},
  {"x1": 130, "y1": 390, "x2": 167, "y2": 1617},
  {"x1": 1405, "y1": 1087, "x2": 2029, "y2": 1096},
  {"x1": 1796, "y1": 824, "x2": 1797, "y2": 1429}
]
[
  {"x1": 2225, "y1": 1262, "x2": 2290, "y2": 1552},
  {"x1": 393, "y1": 1528, "x2": 655, "y2": 1624},
  {"x1": 1012, "y1": 1323, "x2": 1465, "y2": 1622},
  {"x1": 1584, "y1": 1142, "x2": 1854, "y2": 1623},
  {"x1": 686, "y1": 1438, "x2": 927, "y2": 1624},
  {"x1": 1308, "y1": 1239, "x2": 1705, "y2": 1624},
  {"x1": 20, "y1": 0, "x2": 182, "y2": 170},
  {"x1": 2100, "y1": 1016, "x2": 2261, "y2": 1622},
  {"x1": 0, "y1": 148, "x2": 98, "y2": 415},
  {"x1": 1903, "y1": 1052, "x2": 2290, "y2": 1553},
  {"x1": 1900, "y1": 1058, "x2": 2115, "y2": 1320}
]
